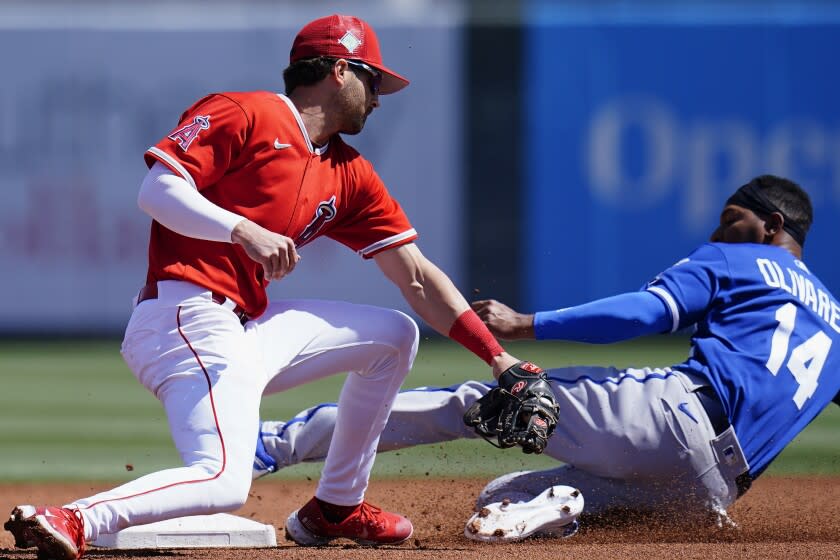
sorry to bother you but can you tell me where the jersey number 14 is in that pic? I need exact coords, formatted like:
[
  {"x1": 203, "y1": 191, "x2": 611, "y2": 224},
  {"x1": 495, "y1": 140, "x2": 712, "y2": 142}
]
[{"x1": 766, "y1": 302, "x2": 833, "y2": 409}]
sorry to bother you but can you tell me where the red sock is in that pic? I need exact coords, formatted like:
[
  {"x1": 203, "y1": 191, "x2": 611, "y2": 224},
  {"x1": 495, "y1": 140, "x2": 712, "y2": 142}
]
[{"x1": 316, "y1": 497, "x2": 359, "y2": 523}]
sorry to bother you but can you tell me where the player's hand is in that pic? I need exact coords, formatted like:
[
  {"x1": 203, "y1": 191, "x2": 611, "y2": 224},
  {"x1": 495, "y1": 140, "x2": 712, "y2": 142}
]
[
  {"x1": 231, "y1": 219, "x2": 300, "y2": 281},
  {"x1": 471, "y1": 299, "x2": 536, "y2": 340}
]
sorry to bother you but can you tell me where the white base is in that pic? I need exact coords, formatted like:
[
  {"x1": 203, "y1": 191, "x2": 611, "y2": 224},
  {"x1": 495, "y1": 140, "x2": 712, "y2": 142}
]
[{"x1": 92, "y1": 514, "x2": 277, "y2": 549}]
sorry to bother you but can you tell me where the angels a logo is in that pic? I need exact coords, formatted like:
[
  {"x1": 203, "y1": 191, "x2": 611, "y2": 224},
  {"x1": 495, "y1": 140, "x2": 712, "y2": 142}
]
[
  {"x1": 296, "y1": 195, "x2": 337, "y2": 247},
  {"x1": 168, "y1": 115, "x2": 210, "y2": 152}
]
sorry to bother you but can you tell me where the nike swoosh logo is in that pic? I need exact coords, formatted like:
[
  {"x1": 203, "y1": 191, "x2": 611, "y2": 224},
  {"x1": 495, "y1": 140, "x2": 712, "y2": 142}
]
[
  {"x1": 677, "y1": 402, "x2": 699, "y2": 424},
  {"x1": 274, "y1": 138, "x2": 292, "y2": 150}
]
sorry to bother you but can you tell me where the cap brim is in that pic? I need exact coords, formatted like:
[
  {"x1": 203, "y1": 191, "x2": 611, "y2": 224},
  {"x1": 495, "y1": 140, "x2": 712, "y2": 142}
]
[{"x1": 369, "y1": 63, "x2": 409, "y2": 95}]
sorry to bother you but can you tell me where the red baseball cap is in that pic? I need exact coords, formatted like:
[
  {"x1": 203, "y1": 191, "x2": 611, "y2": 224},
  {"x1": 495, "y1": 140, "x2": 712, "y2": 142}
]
[{"x1": 290, "y1": 14, "x2": 409, "y2": 95}]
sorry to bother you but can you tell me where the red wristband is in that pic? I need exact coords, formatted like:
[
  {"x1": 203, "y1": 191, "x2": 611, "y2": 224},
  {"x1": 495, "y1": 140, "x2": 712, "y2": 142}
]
[{"x1": 448, "y1": 309, "x2": 505, "y2": 365}]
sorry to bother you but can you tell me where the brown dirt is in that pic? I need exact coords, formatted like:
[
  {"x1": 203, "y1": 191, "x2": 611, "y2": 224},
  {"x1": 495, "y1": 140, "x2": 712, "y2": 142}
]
[{"x1": 1, "y1": 476, "x2": 839, "y2": 560}]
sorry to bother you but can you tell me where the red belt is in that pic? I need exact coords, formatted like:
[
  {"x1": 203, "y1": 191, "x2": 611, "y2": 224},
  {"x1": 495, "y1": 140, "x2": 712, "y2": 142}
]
[{"x1": 137, "y1": 283, "x2": 249, "y2": 324}]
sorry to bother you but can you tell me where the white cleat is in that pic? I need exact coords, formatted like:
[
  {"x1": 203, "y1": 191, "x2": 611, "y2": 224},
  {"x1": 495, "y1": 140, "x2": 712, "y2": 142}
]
[
  {"x1": 710, "y1": 504, "x2": 739, "y2": 530},
  {"x1": 464, "y1": 485, "x2": 584, "y2": 543}
]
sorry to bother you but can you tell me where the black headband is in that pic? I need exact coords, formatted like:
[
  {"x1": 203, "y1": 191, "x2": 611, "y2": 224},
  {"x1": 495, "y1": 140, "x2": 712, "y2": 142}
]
[{"x1": 726, "y1": 180, "x2": 807, "y2": 246}]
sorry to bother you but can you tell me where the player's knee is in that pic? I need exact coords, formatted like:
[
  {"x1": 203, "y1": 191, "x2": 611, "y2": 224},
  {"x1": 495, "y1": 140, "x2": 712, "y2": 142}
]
[
  {"x1": 208, "y1": 471, "x2": 252, "y2": 511},
  {"x1": 353, "y1": 309, "x2": 418, "y2": 380},
  {"x1": 374, "y1": 309, "x2": 419, "y2": 369},
  {"x1": 382, "y1": 309, "x2": 419, "y2": 354},
  {"x1": 190, "y1": 462, "x2": 252, "y2": 511}
]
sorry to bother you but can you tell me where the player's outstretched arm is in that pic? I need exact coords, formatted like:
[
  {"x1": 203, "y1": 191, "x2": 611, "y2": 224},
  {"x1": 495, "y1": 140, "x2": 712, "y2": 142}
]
[
  {"x1": 375, "y1": 243, "x2": 561, "y2": 454},
  {"x1": 472, "y1": 299, "x2": 536, "y2": 340},
  {"x1": 374, "y1": 243, "x2": 518, "y2": 378},
  {"x1": 476, "y1": 292, "x2": 673, "y2": 344}
]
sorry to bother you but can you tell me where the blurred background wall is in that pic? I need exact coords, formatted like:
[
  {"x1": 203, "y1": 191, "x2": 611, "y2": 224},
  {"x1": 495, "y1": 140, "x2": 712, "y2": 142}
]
[
  {"x1": 1, "y1": 0, "x2": 839, "y2": 335},
  {"x1": 520, "y1": 0, "x2": 840, "y2": 312},
  {"x1": 0, "y1": 0, "x2": 466, "y2": 333}
]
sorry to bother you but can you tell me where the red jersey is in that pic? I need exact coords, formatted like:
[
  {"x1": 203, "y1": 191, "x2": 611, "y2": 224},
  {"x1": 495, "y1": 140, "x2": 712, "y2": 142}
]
[{"x1": 143, "y1": 92, "x2": 417, "y2": 318}]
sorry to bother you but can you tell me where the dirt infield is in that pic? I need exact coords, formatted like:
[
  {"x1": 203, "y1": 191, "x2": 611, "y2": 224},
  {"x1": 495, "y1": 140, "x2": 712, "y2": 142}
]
[{"x1": 1, "y1": 477, "x2": 838, "y2": 559}]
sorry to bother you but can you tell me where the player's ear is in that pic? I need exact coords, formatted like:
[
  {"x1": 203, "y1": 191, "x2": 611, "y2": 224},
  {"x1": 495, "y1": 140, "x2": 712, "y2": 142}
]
[
  {"x1": 332, "y1": 59, "x2": 350, "y2": 87},
  {"x1": 764, "y1": 212, "x2": 784, "y2": 237}
]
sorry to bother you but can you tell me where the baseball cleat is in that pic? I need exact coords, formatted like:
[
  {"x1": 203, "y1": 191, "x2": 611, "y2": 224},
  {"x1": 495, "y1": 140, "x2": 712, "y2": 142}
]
[
  {"x1": 464, "y1": 485, "x2": 584, "y2": 542},
  {"x1": 285, "y1": 497, "x2": 413, "y2": 546},
  {"x1": 5, "y1": 505, "x2": 87, "y2": 560}
]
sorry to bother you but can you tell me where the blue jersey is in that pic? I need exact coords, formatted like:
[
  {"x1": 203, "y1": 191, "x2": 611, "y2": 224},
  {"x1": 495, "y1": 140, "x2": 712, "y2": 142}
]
[{"x1": 647, "y1": 242, "x2": 840, "y2": 476}]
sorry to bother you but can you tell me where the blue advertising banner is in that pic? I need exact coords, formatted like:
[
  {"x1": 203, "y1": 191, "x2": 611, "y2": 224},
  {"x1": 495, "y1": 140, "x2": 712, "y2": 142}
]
[{"x1": 524, "y1": 17, "x2": 840, "y2": 311}]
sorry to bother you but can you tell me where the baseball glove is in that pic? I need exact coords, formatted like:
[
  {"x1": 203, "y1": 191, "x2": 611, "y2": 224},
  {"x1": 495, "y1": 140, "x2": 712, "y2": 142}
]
[{"x1": 463, "y1": 361, "x2": 559, "y2": 454}]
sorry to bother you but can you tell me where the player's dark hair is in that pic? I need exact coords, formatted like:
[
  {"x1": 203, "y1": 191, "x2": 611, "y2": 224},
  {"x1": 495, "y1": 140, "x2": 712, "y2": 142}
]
[
  {"x1": 727, "y1": 175, "x2": 813, "y2": 245},
  {"x1": 753, "y1": 175, "x2": 814, "y2": 241},
  {"x1": 283, "y1": 57, "x2": 337, "y2": 94}
]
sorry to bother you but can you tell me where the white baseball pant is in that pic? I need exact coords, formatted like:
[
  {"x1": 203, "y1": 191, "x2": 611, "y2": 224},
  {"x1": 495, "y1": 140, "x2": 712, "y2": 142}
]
[
  {"x1": 67, "y1": 280, "x2": 418, "y2": 541},
  {"x1": 259, "y1": 366, "x2": 748, "y2": 518}
]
